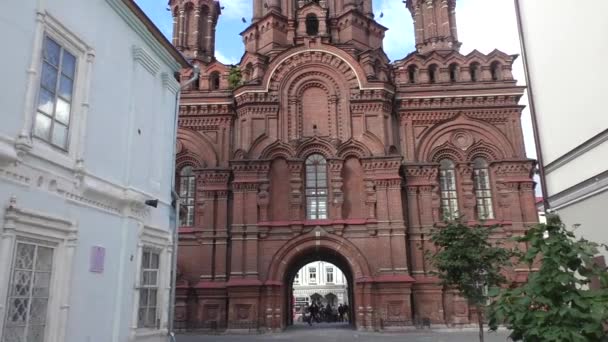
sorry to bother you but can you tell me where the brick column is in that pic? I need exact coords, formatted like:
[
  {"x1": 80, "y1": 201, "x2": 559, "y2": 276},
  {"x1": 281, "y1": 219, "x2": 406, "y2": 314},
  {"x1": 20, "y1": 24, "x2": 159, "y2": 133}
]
[
  {"x1": 287, "y1": 159, "x2": 303, "y2": 220},
  {"x1": 457, "y1": 163, "x2": 475, "y2": 221},
  {"x1": 328, "y1": 159, "x2": 344, "y2": 219}
]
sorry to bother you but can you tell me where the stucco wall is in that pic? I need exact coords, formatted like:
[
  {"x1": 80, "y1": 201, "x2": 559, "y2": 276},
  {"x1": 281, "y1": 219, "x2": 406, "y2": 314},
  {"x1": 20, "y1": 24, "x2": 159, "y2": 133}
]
[{"x1": 518, "y1": 0, "x2": 608, "y2": 195}]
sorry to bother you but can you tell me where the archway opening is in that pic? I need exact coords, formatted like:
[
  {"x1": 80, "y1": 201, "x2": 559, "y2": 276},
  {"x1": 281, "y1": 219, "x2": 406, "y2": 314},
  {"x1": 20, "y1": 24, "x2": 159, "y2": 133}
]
[{"x1": 283, "y1": 247, "x2": 355, "y2": 329}]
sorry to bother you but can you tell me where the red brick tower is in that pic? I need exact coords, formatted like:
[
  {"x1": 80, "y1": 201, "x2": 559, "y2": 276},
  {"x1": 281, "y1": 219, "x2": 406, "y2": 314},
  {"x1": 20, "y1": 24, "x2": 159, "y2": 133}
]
[{"x1": 171, "y1": 0, "x2": 537, "y2": 332}]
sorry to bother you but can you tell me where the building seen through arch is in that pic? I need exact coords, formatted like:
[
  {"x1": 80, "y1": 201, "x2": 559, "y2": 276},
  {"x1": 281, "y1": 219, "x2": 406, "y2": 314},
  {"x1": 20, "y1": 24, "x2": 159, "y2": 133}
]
[
  {"x1": 171, "y1": 0, "x2": 538, "y2": 333},
  {"x1": 291, "y1": 261, "x2": 349, "y2": 323}
]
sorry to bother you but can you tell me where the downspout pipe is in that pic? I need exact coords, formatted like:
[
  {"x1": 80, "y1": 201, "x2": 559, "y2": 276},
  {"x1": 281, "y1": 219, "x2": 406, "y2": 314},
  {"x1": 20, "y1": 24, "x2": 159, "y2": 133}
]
[
  {"x1": 513, "y1": 0, "x2": 551, "y2": 211},
  {"x1": 168, "y1": 64, "x2": 200, "y2": 341}
]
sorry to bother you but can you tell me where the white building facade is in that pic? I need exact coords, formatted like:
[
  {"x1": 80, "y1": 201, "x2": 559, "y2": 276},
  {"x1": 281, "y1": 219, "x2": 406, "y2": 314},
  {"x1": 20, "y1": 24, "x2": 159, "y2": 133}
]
[
  {"x1": 0, "y1": 1, "x2": 188, "y2": 342},
  {"x1": 292, "y1": 261, "x2": 348, "y2": 308},
  {"x1": 515, "y1": 0, "x2": 608, "y2": 258}
]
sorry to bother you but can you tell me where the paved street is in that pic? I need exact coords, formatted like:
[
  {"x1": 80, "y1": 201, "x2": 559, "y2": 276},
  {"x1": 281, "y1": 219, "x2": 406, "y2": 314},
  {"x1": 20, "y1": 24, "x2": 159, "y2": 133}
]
[{"x1": 177, "y1": 323, "x2": 511, "y2": 341}]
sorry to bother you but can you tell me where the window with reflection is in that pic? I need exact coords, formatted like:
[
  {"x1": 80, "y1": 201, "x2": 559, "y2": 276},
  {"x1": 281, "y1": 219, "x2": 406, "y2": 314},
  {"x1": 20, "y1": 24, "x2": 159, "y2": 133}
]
[
  {"x1": 439, "y1": 159, "x2": 459, "y2": 220},
  {"x1": 305, "y1": 154, "x2": 328, "y2": 219},
  {"x1": 179, "y1": 166, "x2": 196, "y2": 226},
  {"x1": 473, "y1": 158, "x2": 494, "y2": 220},
  {"x1": 35, "y1": 36, "x2": 76, "y2": 150}
]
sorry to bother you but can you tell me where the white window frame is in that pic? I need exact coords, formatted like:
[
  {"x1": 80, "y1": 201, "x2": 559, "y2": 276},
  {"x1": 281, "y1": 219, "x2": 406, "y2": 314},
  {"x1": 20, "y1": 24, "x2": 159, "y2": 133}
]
[
  {"x1": 326, "y1": 267, "x2": 334, "y2": 284},
  {"x1": 0, "y1": 197, "x2": 77, "y2": 342},
  {"x1": 130, "y1": 225, "x2": 172, "y2": 339},
  {"x1": 19, "y1": 12, "x2": 94, "y2": 170},
  {"x1": 308, "y1": 267, "x2": 317, "y2": 283}
]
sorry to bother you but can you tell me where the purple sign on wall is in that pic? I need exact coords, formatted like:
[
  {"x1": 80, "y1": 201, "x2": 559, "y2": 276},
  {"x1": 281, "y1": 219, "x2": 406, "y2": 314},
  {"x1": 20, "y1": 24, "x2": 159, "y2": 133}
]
[{"x1": 90, "y1": 246, "x2": 106, "y2": 273}]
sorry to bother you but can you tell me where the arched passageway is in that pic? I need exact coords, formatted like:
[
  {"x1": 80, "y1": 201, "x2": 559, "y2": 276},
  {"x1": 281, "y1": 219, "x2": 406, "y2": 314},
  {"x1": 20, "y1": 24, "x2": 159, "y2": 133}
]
[{"x1": 283, "y1": 247, "x2": 355, "y2": 328}]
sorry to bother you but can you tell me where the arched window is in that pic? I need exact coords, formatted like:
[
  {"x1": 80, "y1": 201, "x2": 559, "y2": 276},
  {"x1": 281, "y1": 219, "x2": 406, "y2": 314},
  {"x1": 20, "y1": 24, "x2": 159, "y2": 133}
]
[
  {"x1": 449, "y1": 63, "x2": 459, "y2": 82},
  {"x1": 305, "y1": 14, "x2": 319, "y2": 36},
  {"x1": 428, "y1": 64, "x2": 438, "y2": 83},
  {"x1": 473, "y1": 158, "x2": 494, "y2": 220},
  {"x1": 439, "y1": 159, "x2": 459, "y2": 220},
  {"x1": 209, "y1": 71, "x2": 220, "y2": 90},
  {"x1": 179, "y1": 166, "x2": 196, "y2": 226},
  {"x1": 407, "y1": 65, "x2": 418, "y2": 84},
  {"x1": 305, "y1": 154, "x2": 328, "y2": 219},
  {"x1": 470, "y1": 62, "x2": 480, "y2": 82},
  {"x1": 490, "y1": 61, "x2": 502, "y2": 81},
  {"x1": 244, "y1": 62, "x2": 253, "y2": 82}
]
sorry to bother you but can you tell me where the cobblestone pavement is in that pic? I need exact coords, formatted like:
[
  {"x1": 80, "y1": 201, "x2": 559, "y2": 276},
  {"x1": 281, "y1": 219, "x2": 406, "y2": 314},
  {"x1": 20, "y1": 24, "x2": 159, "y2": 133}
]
[{"x1": 176, "y1": 323, "x2": 511, "y2": 342}]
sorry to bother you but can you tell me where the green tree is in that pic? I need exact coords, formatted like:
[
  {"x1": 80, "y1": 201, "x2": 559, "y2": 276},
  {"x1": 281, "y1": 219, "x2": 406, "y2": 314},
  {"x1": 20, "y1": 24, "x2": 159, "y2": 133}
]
[
  {"x1": 228, "y1": 66, "x2": 242, "y2": 89},
  {"x1": 489, "y1": 215, "x2": 608, "y2": 342},
  {"x1": 428, "y1": 220, "x2": 513, "y2": 342}
]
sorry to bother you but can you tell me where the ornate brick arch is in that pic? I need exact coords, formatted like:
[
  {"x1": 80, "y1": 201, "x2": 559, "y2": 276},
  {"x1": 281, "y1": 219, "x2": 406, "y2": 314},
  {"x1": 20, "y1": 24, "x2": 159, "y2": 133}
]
[
  {"x1": 280, "y1": 66, "x2": 351, "y2": 140},
  {"x1": 260, "y1": 140, "x2": 296, "y2": 159},
  {"x1": 177, "y1": 128, "x2": 218, "y2": 167},
  {"x1": 466, "y1": 140, "x2": 503, "y2": 161},
  {"x1": 249, "y1": 45, "x2": 372, "y2": 94},
  {"x1": 417, "y1": 113, "x2": 515, "y2": 162},
  {"x1": 295, "y1": 136, "x2": 337, "y2": 159},
  {"x1": 266, "y1": 231, "x2": 373, "y2": 282},
  {"x1": 429, "y1": 141, "x2": 466, "y2": 162},
  {"x1": 176, "y1": 152, "x2": 204, "y2": 171},
  {"x1": 337, "y1": 138, "x2": 372, "y2": 159}
]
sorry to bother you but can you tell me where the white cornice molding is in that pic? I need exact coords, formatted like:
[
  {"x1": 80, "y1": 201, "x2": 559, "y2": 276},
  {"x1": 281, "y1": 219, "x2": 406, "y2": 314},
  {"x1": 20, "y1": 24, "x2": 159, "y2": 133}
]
[
  {"x1": 132, "y1": 46, "x2": 161, "y2": 75},
  {"x1": 161, "y1": 72, "x2": 180, "y2": 94},
  {"x1": 0, "y1": 134, "x2": 18, "y2": 166},
  {"x1": 3, "y1": 196, "x2": 77, "y2": 239},
  {"x1": 105, "y1": 0, "x2": 181, "y2": 71}
]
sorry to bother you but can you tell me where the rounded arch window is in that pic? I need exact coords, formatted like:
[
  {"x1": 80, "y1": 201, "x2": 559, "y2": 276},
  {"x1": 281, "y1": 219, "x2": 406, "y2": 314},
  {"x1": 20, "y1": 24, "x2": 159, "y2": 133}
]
[
  {"x1": 306, "y1": 14, "x2": 320, "y2": 36},
  {"x1": 470, "y1": 62, "x2": 480, "y2": 82},
  {"x1": 473, "y1": 158, "x2": 494, "y2": 219},
  {"x1": 209, "y1": 71, "x2": 220, "y2": 90},
  {"x1": 439, "y1": 159, "x2": 459, "y2": 220},
  {"x1": 449, "y1": 63, "x2": 459, "y2": 82},
  {"x1": 305, "y1": 154, "x2": 328, "y2": 219},
  {"x1": 490, "y1": 61, "x2": 502, "y2": 81},
  {"x1": 407, "y1": 65, "x2": 418, "y2": 84},
  {"x1": 179, "y1": 166, "x2": 196, "y2": 226},
  {"x1": 428, "y1": 64, "x2": 439, "y2": 83}
]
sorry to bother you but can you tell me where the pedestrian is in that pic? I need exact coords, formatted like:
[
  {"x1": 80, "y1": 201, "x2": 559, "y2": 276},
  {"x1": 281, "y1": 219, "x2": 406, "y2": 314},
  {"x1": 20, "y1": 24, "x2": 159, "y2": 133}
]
[
  {"x1": 338, "y1": 304, "x2": 344, "y2": 322},
  {"x1": 304, "y1": 303, "x2": 312, "y2": 326}
]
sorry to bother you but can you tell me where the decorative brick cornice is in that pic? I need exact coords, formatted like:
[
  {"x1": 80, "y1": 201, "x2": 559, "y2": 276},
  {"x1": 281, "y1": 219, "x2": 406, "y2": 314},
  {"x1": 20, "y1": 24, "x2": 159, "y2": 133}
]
[
  {"x1": 493, "y1": 160, "x2": 535, "y2": 178},
  {"x1": 362, "y1": 157, "x2": 402, "y2": 173},
  {"x1": 397, "y1": 95, "x2": 521, "y2": 111},
  {"x1": 403, "y1": 164, "x2": 438, "y2": 186},
  {"x1": 178, "y1": 103, "x2": 234, "y2": 116},
  {"x1": 235, "y1": 105, "x2": 279, "y2": 117},
  {"x1": 400, "y1": 109, "x2": 518, "y2": 125},
  {"x1": 234, "y1": 92, "x2": 278, "y2": 106},
  {"x1": 178, "y1": 117, "x2": 232, "y2": 131},
  {"x1": 196, "y1": 170, "x2": 231, "y2": 189}
]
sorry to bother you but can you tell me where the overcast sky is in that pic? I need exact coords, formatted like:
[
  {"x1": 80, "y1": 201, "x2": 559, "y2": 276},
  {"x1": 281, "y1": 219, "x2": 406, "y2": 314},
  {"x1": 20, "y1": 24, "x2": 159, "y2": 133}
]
[{"x1": 136, "y1": 0, "x2": 538, "y2": 187}]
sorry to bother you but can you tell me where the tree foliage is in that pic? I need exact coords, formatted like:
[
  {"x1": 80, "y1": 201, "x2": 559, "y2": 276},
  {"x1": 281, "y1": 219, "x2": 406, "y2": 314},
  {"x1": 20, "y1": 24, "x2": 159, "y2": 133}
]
[
  {"x1": 428, "y1": 220, "x2": 513, "y2": 342},
  {"x1": 489, "y1": 214, "x2": 608, "y2": 342},
  {"x1": 228, "y1": 66, "x2": 242, "y2": 89}
]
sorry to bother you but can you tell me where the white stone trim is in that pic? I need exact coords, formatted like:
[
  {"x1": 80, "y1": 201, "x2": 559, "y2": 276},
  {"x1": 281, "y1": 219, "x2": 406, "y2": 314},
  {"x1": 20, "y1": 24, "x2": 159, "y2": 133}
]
[
  {"x1": 133, "y1": 46, "x2": 161, "y2": 76},
  {"x1": 161, "y1": 72, "x2": 180, "y2": 94},
  {"x1": 0, "y1": 196, "x2": 77, "y2": 342},
  {"x1": 17, "y1": 11, "x2": 95, "y2": 173},
  {"x1": 0, "y1": 134, "x2": 18, "y2": 166},
  {"x1": 130, "y1": 224, "x2": 172, "y2": 341}
]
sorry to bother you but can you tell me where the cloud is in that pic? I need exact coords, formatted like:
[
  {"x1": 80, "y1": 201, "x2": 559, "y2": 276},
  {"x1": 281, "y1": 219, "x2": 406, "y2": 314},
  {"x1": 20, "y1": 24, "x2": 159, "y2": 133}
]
[
  {"x1": 219, "y1": 0, "x2": 252, "y2": 21},
  {"x1": 215, "y1": 50, "x2": 239, "y2": 65}
]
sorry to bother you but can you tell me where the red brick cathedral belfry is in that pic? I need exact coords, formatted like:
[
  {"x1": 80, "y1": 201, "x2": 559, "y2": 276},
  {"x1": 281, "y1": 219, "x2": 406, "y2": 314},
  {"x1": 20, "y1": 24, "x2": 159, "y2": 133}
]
[{"x1": 171, "y1": 0, "x2": 537, "y2": 332}]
